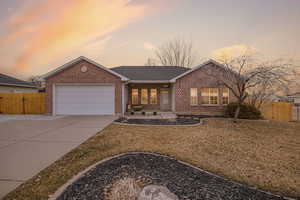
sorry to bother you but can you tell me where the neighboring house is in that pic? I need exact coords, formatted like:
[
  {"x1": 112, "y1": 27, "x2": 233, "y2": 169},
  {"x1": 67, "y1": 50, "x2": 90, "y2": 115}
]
[
  {"x1": 41, "y1": 56, "x2": 236, "y2": 116},
  {"x1": 0, "y1": 73, "x2": 38, "y2": 93},
  {"x1": 286, "y1": 92, "x2": 300, "y2": 104}
]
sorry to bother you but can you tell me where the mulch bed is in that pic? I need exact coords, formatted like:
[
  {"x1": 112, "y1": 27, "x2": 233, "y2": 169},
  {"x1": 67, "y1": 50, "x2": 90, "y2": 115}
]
[
  {"x1": 115, "y1": 118, "x2": 200, "y2": 125},
  {"x1": 56, "y1": 153, "x2": 288, "y2": 200}
]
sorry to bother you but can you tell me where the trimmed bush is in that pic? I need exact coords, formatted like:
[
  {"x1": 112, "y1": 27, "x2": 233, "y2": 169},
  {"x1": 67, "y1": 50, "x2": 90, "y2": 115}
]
[{"x1": 225, "y1": 103, "x2": 262, "y2": 119}]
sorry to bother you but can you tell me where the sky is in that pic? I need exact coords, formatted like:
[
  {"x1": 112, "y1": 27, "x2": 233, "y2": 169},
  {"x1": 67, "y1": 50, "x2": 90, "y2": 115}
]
[{"x1": 0, "y1": 0, "x2": 299, "y2": 80}]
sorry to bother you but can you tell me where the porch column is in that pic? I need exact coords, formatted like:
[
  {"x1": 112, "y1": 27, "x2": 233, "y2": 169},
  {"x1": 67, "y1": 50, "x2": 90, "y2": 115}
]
[{"x1": 171, "y1": 83, "x2": 175, "y2": 112}]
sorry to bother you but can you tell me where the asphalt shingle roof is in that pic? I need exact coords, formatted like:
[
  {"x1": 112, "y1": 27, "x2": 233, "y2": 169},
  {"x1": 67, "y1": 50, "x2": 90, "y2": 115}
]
[
  {"x1": 0, "y1": 73, "x2": 37, "y2": 88},
  {"x1": 111, "y1": 66, "x2": 190, "y2": 81}
]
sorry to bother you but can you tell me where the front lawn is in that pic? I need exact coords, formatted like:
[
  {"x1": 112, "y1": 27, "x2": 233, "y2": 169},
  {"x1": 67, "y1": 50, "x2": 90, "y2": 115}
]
[{"x1": 4, "y1": 119, "x2": 300, "y2": 200}]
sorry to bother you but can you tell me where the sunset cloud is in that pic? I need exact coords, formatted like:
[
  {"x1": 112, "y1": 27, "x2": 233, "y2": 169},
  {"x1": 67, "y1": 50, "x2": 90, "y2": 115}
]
[
  {"x1": 212, "y1": 44, "x2": 257, "y2": 60},
  {"x1": 2, "y1": 0, "x2": 150, "y2": 73}
]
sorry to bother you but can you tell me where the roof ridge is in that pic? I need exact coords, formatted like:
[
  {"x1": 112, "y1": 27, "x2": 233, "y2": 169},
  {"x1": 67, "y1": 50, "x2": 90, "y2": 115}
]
[{"x1": 110, "y1": 65, "x2": 190, "y2": 70}]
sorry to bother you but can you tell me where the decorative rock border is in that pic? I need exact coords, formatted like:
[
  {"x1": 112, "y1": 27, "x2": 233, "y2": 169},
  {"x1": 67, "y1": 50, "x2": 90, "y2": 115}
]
[
  {"x1": 114, "y1": 118, "x2": 202, "y2": 126},
  {"x1": 49, "y1": 152, "x2": 295, "y2": 200}
]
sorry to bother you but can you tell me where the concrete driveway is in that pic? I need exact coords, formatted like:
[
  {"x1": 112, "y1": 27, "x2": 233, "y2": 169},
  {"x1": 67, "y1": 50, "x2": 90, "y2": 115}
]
[{"x1": 0, "y1": 115, "x2": 115, "y2": 199}]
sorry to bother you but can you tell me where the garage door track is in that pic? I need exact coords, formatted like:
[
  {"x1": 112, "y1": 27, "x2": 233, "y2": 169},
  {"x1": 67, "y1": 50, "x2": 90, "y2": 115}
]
[{"x1": 0, "y1": 115, "x2": 115, "y2": 199}]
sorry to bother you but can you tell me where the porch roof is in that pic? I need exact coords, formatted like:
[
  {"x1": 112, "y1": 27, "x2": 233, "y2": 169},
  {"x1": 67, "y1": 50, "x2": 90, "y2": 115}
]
[{"x1": 111, "y1": 66, "x2": 190, "y2": 81}]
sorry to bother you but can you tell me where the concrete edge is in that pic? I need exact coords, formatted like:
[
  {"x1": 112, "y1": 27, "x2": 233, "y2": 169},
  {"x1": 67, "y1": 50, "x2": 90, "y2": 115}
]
[{"x1": 48, "y1": 152, "x2": 296, "y2": 200}]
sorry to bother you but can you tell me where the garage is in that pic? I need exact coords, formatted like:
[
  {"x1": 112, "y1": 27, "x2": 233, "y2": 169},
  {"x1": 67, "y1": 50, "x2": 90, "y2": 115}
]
[{"x1": 54, "y1": 85, "x2": 115, "y2": 115}]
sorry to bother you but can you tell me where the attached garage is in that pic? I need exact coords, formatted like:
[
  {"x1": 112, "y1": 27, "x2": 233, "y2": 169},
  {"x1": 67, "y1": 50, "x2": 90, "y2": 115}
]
[
  {"x1": 54, "y1": 85, "x2": 115, "y2": 115},
  {"x1": 43, "y1": 56, "x2": 128, "y2": 116}
]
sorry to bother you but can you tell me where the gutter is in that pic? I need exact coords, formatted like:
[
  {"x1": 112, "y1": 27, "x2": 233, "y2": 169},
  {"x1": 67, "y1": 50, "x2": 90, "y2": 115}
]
[
  {"x1": 128, "y1": 80, "x2": 173, "y2": 83},
  {"x1": 0, "y1": 83, "x2": 38, "y2": 89}
]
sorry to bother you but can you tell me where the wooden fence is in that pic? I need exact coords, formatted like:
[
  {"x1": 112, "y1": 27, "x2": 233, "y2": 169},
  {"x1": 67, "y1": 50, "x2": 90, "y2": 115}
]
[
  {"x1": 260, "y1": 101, "x2": 293, "y2": 121},
  {"x1": 292, "y1": 105, "x2": 300, "y2": 121},
  {"x1": 0, "y1": 93, "x2": 45, "y2": 114}
]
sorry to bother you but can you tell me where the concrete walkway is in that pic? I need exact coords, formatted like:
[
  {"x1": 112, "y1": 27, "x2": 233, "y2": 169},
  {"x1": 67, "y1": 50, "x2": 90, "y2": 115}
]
[{"x1": 0, "y1": 115, "x2": 115, "y2": 199}]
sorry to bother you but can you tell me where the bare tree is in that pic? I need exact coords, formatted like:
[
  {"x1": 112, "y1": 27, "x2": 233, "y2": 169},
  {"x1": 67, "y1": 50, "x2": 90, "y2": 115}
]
[
  {"x1": 154, "y1": 38, "x2": 196, "y2": 68},
  {"x1": 207, "y1": 52, "x2": 297, "y2": 121},
  {"x1": 247, "y1": 84, "x2": 275, "y2": 109},
  {"x1": 144, "y1": 58, "x2": 157, "y2": 66}
]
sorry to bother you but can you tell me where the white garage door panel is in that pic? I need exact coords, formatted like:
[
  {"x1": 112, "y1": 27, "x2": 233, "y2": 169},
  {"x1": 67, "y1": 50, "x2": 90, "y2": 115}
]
[{"x1": 55, "y1": 85, "x2": 115, "y2": 115}]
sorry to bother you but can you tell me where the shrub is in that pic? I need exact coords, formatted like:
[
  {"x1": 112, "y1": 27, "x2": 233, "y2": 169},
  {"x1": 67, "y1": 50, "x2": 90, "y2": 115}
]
[{"x1": 225, "y1": 103, "x2": 262, "y2": 119}]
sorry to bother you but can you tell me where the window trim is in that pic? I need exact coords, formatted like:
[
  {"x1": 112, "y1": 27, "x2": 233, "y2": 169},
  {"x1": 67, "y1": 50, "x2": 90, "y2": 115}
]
[
  {"x1": 209, "y1": 88, "x2": 219, "y2": 105},
  {"x1": 221, "y1": 88, "x2": 230, "y2": 105},
  {"x1": 141, "y1": 88, "x2": 148, "y2": 105},
  {"x1": 200, "y1": 88, "x2": 219, "y2": 106},
  {"x1": 131, "y1": 88, "x2": 139, "y2": 105},
  {"x1": 150, "y1": 89, "x2": 158, "y2": 104},
  {"x1": 200, "y1": 88, "x2": 209, "y2": 105}
]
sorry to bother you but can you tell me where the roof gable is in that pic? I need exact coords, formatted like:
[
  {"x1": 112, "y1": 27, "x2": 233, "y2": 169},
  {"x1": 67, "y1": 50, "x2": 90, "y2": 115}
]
[
  {"x1": 111, "y1": 66, "x2": 190, "y2": 81},
  {"x1": 170, "y1": 59, "x2": 225, "y2": 82},
  {"x1": 0, "y1": 73, "x2": 37, "y2": 88},
  {"x1": 41, "y1": 56, "x2": 129, "y2": 81}
]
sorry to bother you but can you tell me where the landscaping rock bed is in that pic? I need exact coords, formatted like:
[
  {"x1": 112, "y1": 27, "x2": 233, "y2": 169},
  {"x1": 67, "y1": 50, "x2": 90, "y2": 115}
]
[
  {"x1": 115, "y1": 118, "x2": 200, "y2": 125},
  {"x1": 56, "y1": 153, "x2": 287, "y2": 200}
]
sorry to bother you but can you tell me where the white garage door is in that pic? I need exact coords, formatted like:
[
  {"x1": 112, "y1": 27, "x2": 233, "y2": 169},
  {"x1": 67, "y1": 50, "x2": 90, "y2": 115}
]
[{"x1": 55, "y1": 85, "x2": 115, "y2": 115}]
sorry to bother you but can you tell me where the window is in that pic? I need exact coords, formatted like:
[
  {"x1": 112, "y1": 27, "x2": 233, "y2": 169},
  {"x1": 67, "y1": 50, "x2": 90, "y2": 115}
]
[
  {"x1": 141, "y1": 89, "x2": 148, "y2": 104},
  {"x1": 222, "y1": 88, "x2": 229, "y2": 105},
  {"x1": 190, "y1": 88, "x2": 198, "y2": 105},
  {"x1": 201, "y1": 88, "x2": 219, "y2": 105},
  {"x1": 131, "y1": 89, "x2": 138, "y2": 105},
  {"x1": 209, "y1": 88, "x2": 219, "y2": 105},
  {"x1": 201, "y1": 88, "x2": 209, "y2": 104},
  {"x1": 150, "y1": 89, "x2": 157, "y2": 104}
]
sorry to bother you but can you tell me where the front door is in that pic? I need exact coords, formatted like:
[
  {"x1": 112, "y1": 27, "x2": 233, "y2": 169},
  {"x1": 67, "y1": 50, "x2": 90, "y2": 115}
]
[{"x1": 160, "y1": 89, "x2": 170, "y2": 110}]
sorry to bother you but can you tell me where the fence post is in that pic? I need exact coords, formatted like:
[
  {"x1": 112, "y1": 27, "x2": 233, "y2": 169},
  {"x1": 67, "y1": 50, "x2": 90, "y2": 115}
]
[
  {"x1": 22, "y1": 95, "x2": 25, "y2": 114},
  {"x1": 0, "y1": 97, "x2": 2, "y2": 114},
  {"x1": 296, "y1": 105, "x2": 300, "y2": 121},
  {"x1": 271, "y1": 102, "x2": 274, "y2": 120}
]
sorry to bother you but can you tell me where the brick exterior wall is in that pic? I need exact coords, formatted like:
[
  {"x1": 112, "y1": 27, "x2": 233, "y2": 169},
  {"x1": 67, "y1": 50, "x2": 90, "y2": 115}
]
[
  {"x1": 45, "y1": 60, "x2": 123, "y2": 115},
  {"x1": 174, "y1": 63, "x2": 237, "y2": 116}
]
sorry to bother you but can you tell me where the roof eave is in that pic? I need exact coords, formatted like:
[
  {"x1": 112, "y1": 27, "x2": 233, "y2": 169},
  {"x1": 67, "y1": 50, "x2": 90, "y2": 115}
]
[
  {"x1": 128, "y1": 80, "x2": 172, "y2": 83},
  {"x1": 41, "y1": 56, "x2": 129, "y2": 81},
  {"x1": 0, "y1": 82, "x2": 38, "y2": 88}
]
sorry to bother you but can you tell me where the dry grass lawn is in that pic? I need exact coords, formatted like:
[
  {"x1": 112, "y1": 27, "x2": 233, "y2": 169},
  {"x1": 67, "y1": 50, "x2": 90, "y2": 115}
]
[{"x1": 4, "y1": 119, "x2": 300, "y2": 200}]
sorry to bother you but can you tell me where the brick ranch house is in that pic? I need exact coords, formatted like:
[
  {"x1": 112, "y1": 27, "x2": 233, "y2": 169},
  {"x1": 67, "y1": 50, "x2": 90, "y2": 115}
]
[{"x1": 41, "y1": 56, "x2": 236, "y2": 116}]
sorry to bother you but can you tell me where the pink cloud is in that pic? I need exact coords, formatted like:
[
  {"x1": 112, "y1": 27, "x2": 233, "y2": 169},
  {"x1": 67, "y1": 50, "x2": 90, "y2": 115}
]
[{"x1": 2, "y1": 0, "x2": 151, "y2": 73}]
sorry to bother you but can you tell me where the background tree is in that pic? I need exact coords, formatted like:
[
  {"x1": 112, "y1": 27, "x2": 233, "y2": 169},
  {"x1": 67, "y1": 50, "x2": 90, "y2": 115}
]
[
  {"x1": 207, "y1": 51, "x2": 298, "y2": 121},
  {"x1": 151, "y1": 38, "x2": 196, "y2": 68},
  {"x1": 144, "y1": 58, "x2": 157, "y2": 66}
]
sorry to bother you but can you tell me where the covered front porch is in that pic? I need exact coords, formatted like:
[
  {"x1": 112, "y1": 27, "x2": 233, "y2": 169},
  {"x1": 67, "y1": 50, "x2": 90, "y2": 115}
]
[{"x1": 124, "y1": 82, "x2": 175, "y2": 113}]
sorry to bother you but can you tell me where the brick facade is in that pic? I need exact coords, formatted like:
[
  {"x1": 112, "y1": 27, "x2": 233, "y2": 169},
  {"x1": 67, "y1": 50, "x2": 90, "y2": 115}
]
[
  {"x1": 45, "y1": 60, "x2": 123, "y2": 114},
  {"x1": 44, "y1": 58, "x2": 236, "y2": 116},
  {"x1": 174, "y1": 63, "x2": 237, "y2": 115}
]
